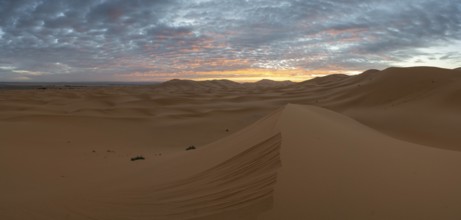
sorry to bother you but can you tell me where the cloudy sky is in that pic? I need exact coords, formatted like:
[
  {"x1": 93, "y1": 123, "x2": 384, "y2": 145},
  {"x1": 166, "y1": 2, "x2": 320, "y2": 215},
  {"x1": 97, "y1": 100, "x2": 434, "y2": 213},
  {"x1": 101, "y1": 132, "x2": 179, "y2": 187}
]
[{"x1": 0, "y1": 0, "x2": 460, "y2": 82}]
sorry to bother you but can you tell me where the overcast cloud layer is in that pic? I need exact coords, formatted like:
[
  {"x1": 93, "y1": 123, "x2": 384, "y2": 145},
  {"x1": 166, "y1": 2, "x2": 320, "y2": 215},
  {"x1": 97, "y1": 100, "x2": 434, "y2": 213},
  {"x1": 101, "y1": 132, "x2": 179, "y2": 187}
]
[{"x1": 0, "y1": 0, "x2": 460, "y2": 81}]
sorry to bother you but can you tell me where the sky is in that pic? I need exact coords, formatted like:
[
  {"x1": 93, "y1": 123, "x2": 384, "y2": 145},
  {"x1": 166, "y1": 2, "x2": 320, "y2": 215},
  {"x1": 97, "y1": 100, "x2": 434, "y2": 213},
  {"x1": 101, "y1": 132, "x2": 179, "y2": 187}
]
[{"x1": 0, "y1": 0, "x2": 460, "y2": 82}]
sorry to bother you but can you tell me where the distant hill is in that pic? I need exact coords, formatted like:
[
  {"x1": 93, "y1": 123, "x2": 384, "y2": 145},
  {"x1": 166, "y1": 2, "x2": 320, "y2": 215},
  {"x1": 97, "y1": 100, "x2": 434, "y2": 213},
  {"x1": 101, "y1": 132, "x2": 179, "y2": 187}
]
[
  {"x1": 295, "y1": 66, "x2": 461, "y2": 110},
  {"x1": 153, "y1": 79, "x2": 243, "y2": 91},
  {"x1": 294, "y1": 74, "x2": 350, "y2": 88},
  {"x1": 243, "y1": 79, "x2": 295, "y2": 88},
  {"x1": 155, "y1": 78, "x2": 295, "y2": 91}
]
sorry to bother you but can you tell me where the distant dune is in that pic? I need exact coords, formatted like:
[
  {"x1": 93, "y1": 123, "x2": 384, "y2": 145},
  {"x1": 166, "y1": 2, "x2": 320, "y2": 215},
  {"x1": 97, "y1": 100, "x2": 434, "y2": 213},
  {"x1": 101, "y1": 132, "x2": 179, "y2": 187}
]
[
  {"x1": 311, "y1": 67, "x2": 461, "y2": 150},
  {"x1": 296, "y1": 73, "x2": 350, "y2": 87},
  {"x1": 152, "y1": 78, "x2": 295, "y2": 92},
  {"x1": 154, "y1": 79, "x2": 243, "y2": 91},
  {"x1": 1, "y1": 66, "x2": 461, "y2": 219},
  {"x1": 246, "y1": 79, "x2": 295, "y2": 88}
]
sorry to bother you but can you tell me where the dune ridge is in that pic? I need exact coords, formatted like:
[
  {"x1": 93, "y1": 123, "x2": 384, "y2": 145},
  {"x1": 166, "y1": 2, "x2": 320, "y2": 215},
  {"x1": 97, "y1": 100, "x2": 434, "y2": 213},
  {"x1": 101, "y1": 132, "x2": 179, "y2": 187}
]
[{"x1": 260, "y1": 105, "x2": 461, "y2": 219}]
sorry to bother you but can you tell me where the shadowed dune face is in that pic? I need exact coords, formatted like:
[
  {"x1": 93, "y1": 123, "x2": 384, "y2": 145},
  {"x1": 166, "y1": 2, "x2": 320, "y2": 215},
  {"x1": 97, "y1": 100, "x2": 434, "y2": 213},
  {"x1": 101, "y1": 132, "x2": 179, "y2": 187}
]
[
  {"x1": 1, "y1": 66, "x2": 461, "y2": 219},
  {"x1": 74, "y1": 135, "x2": 282, "y2": 220}
]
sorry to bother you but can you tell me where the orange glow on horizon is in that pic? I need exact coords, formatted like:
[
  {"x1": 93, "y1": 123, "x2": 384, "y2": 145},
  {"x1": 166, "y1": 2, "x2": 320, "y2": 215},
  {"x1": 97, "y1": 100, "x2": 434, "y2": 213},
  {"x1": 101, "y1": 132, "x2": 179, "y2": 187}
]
[{"x1": 119, "y1": 68, "x2": 360, "y2": 82}]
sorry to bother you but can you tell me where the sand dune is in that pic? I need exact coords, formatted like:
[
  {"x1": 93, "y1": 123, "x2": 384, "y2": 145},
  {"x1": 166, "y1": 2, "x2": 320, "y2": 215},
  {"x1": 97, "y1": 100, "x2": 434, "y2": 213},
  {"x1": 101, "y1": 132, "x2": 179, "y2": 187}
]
[
  {"x1": 318, "y1": 67, "x2": 461, "y2": 150},
  {"x1": 3, "y1": 105, "x2": 461, "y2": 219},
  {"x1": 1, "y1": 66, "x2": 461, "y2": 219},
  {"x1": 260, "y1": 105, "x2": 461, "y2": 219},
  {"x1": 296, "y1": 73, "x2": 349, "y2": 87},
  {"x1": 153, "y1": 79, "x2": 244, "y2": 92},
  {"x1": 244, "y1": 79, "x2": 294, "y2": 88},
  {"x1": 153, "y1": 79, "x2": 294, "y2": 92}
]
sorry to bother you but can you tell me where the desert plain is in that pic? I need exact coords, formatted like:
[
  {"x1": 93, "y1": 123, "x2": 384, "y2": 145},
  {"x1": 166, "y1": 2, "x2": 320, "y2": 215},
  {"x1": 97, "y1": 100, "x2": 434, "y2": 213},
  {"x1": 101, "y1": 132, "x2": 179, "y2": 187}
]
[{"x1": 1, "y1": 66, "x2": 461, "y2": 219}]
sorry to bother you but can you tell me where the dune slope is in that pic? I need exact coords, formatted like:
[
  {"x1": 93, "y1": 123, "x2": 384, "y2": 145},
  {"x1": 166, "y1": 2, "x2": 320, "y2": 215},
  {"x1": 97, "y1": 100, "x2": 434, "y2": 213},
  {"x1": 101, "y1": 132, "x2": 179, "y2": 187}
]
[
  {"x1": 259, "y1": 104, "x2": 461, "y2": 219},
  {"x1": 286, "y1": 67, "x2": 461, "y2": 151},
  {"x1": 1, "y1": 107, "x2": 283, "y2": 220},
  {"x1": 3, "y1": 104, "x2": 461, "y2": 219}
]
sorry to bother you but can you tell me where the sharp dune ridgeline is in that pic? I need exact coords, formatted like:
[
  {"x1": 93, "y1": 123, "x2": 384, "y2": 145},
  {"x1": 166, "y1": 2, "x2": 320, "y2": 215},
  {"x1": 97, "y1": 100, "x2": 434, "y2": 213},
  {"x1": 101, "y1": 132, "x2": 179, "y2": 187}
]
[{"x1": 2, "y1": 66, "x2": 461, "y2": 219}]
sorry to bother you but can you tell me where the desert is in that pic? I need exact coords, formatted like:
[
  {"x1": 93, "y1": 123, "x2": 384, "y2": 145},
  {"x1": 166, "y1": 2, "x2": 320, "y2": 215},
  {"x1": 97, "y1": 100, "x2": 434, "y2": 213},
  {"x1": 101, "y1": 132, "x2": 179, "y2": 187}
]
[
  {"x1": 2, "y1": 66, "x2": 461, "y2": 219},
  {"x1": 2, "y1": 0, "x2": 461, "y2": 219}
]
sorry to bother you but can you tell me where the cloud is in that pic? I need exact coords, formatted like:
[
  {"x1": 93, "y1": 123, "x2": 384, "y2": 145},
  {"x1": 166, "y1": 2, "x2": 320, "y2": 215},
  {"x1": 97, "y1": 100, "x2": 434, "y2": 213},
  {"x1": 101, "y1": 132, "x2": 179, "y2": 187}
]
[{"x1": 0, "y1": 0, "x2": 460, "y2": 81}]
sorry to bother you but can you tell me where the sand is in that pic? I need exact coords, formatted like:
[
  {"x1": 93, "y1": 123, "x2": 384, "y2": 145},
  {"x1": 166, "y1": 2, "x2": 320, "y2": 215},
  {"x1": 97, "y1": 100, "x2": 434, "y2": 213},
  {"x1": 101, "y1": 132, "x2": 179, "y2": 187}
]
[{"x1": 1, "y1": 66, "x2": 461, "y2": 219}]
